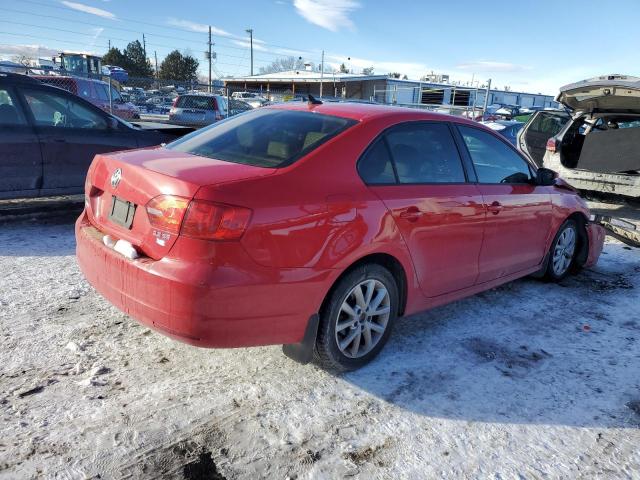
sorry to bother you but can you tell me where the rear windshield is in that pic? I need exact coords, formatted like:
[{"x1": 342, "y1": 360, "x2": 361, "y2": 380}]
[
  {"x1": 166, "y1": 109, "x2": 356, "y2": 168},
  {"x1": 175, "y1": 95, "x2": 217, "y2": 110}
]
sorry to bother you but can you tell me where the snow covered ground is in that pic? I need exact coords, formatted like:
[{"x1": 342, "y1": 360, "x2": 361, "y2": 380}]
[{"x1": 1, "y1": 216, "x2": 639, "y2": 479}]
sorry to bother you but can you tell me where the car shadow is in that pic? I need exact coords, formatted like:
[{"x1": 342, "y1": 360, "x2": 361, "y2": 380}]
[
  {"x1": 343, "y1": 244, "x2": 640, "y2": 429},
  {"x1": 0, "y1": 221, "x2": 76, "y2": 257}
]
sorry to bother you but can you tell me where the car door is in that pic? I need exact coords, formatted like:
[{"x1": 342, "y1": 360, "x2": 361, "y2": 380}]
[
  {"x1": 457, "y1": 124, "x2": 552, "y2": 283},
  {"x1": 0, "y1": 86, "x2": 42, "y2": 198},
  {"x1": 518, "y1": 111, "x2": 570, "y2": 166},
  {"x1": 361, "y1": 121, "x2": 486, "y2": 298},
  {"x1": 19, "y1": 86, "x2": 138, "y2": 194}
]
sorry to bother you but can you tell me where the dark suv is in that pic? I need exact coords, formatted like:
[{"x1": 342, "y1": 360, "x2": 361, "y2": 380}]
[{"x1": 0, "y1": 73, "x2": 180, "y2": 200}]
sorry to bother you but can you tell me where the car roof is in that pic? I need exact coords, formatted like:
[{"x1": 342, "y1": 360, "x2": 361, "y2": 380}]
[
  {"x1": 266, "y1": 101, "x2": 480, "y2": 125},
  {"x1": 178, "y1": 93, "x2": 220, "y2": 97},
  {"x1": 0, "y1": 72, "x2": 41, "y2": 85}
]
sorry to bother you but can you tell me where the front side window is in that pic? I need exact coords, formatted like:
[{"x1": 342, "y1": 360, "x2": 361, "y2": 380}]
[
  {"x1": 167, "y1": 109, "x2": 356, "y2": 168},
  {"x1": 385, "y1": 123, "x2": 466, "y2": 184},
  {"x1": 22, "y1": 89, "x2": 108, "y2": 130},
  {"x1": 458, "y1": 125, "x2": 533, "y2": 184},
  {"x1": 0, "y1": 88, "x2": 27, "y2": 125}
]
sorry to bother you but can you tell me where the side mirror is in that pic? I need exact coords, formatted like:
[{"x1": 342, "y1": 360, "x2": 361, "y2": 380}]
[{"x1": 536, "y1": 167, "x2": 557, "y2": 186}]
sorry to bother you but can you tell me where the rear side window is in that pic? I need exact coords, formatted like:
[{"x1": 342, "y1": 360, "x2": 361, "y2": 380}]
[
  {"x1": 458, "y1": 125, "x2": 532, "y2": 184},
  {"x1": 385, "y1": 123, "x2": 466, "y2": 183},
  {"x1": 0, "y1": 88, "x2": 27, "y2": 125},
  {"x1": 167, "y1": 109, "x2": 356, "y2": 168},
  {"x1": 528, "y1": 112, "x2": 567, "y2": 136},
  {"x1": 358, "y1": 139, "x2": 395, "y2": 184},
  {"x1": 176, "y1": 95, "x2": 217, "y2": 110}
]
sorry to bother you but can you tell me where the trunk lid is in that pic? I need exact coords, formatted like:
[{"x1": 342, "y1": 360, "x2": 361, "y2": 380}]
[
  {"x1": 557, "y1": 75, "x2": 640, "y2": 113},
  {"x1": 85, "y1": 147, "x2": 274, "y2": 260}
]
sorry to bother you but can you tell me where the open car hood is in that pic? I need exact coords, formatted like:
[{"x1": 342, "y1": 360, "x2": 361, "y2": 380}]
[{"x1": 557, "y1": 75, "x2": 640, "y2": 113}]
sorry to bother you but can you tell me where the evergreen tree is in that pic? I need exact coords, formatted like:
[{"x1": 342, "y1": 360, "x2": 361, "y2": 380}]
[
  {"x1": 158, "y1": 50, "x2": 199, "y2": 81},
  {"x1": 123, "y1": 40, "x2": 153, "y2": 78},
  {"x1": 101, "y1": 47, "x2": 127, "y2": 68}
]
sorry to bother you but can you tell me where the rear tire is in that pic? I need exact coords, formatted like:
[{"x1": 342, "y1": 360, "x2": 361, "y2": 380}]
[
  {"x1": 314, "y1": 264, "x2": 399, "y2": 372},
  {"x1": 545, "y1": 219, "x2": 578, "y2": 281}
]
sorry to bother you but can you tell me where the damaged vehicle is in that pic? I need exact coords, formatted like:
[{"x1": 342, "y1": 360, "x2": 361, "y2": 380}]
[
  {"x1": 519, "y1": 75, "x2": 640, "y2": 198},
  {"x1": 76, "y1": 101, "x2": 605, "y2": 371}
]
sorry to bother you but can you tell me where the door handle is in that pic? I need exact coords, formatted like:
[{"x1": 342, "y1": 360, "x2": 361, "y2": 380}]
[
  {"x1": 487, "y1": 201, "x2": 503, "y2": 215},
  {"x1": 399, "y1": 206, "x2": 422, "y2": 222}
]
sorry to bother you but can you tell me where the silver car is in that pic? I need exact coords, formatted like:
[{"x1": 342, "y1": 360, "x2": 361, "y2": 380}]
[
  {"x1": 231, "y1": 91, "x2": 268, "y2": 108},
  {"x1": 169, "y1": 94, "x2": 251, "y2": 127},
  {"x1": 518, "y1": 74, "x2": 640, "y2": 199}
]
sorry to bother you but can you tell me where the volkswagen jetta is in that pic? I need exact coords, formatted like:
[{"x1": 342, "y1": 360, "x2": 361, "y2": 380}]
[{"x1": 76, "y1": 102, "x2": 605, "y2": 371}]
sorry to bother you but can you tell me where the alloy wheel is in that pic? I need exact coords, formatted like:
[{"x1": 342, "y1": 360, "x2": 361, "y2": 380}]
[
  {"x1": 335, "y1": 279, "x2": 391, "y2": 359},
  {"x1": 552, "y1": 225, "x2": 576, "y2": 276}
]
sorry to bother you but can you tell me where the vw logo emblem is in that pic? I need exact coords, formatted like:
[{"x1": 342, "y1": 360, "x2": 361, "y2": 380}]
[{"x1": 110, "y1": 168, "x2": 122, "y2": 189}]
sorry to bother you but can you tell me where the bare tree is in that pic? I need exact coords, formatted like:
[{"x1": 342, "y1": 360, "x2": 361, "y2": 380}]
[
  {"x1": 11, "y1": 55, "x2": 32, "y2": 67},
  {"x1": 259, "y1": 56, "x2": 306, "y2": 74}
]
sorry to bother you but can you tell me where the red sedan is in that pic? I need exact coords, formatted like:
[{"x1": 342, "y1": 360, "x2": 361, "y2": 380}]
[{"x1": 76, "y1": 102, "x2": 605, "y2": 371}]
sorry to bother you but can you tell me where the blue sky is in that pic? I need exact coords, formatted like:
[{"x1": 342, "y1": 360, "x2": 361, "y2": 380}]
[{"x1": 0, "y1": 0, "x2": 638, "y2": 94}]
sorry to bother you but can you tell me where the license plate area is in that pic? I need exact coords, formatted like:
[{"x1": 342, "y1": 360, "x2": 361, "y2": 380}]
[{"x1": 108, "y1": 196, "x2": 136, "y2": 229}]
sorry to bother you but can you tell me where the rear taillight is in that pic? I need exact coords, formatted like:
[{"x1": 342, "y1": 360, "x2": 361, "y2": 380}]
[
  {"x1": 146, "y1": 195, "x2": 190, "y2": 235},
  {"x1": 546, "y1": 137, "x2": 557, "y2": 153},
  {"x1": 172, "y1": 97, "x2": 178, "y2": 107},
  {"x1": 181, "y1": 201, "x2": 252, "y2": 241}
]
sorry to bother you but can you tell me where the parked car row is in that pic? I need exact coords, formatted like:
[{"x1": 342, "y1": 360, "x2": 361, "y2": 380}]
[
  {"x1": 479, "y1": 120, "x2": 524, "y2": 146},
  {"x1": 0, "y1": 73, "x2": 189, "y2": 200}
]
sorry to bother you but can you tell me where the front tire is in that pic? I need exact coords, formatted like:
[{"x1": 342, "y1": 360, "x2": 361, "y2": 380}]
[
  {"x1": 314, "y1": 264, "x2": 399, "y2": 372},
  {"x1": 545, "y1": 219, "x2": 578, "y2": 281}
]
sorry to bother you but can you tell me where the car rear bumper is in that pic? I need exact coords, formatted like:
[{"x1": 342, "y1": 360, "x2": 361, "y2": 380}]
[
  {"x1": 75, "y1": 212, "x2": 332, "y2": 348},
  {"x1": 545, "y1": 153, "x2": 640, "y2": 198}
]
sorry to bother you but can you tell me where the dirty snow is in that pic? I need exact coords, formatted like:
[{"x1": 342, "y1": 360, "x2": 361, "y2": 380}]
[{"x1": 1, "y1": 216, "x2": 639, "y2": 479}]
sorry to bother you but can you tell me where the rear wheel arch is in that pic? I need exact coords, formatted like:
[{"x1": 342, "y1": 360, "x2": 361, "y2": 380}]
[
  {"x1": 323, "y1": 253, "x2": 408, "y2": 318},
  {"x1": 282, "y1": 252, "x2": 408, "y2": 366}
]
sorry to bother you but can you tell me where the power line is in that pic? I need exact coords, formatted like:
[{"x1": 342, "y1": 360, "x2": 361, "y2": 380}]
[
  {"x1": 14, "y1": 0, "x2": 318, "y2": 55},
  {"x1": 1, "y1": 7, "x2": 315, "y2": 66},
  {"x1": 0, "y1": 20, "x2": 299, "y2": 65},
  {"x1": 0, "y1": 31, "x2": 257, "y2": 73}
]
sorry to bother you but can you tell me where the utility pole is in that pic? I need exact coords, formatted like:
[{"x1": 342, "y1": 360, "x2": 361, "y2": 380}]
[
  {"x1": 482, "y1": 78, "x2": 492, "y2": 116},
  {"x1": 246, "y1": 28, "x2": 253, "y2": 76},
  {"x1": 208, "y1": 26, "x2": 212, "y2": 92},
  {"x1": 154, "y1": 50, "x2": 158, "y2": 87},
  {"x1": 142, "y1": 33, "x2": 147, "y2": 57},
  {"x1": 319, "y1": 50, "x2": 324, "y2": 98},
  {"x1": 108, "y1": 39, "x2": 111, "y2": 50}
]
